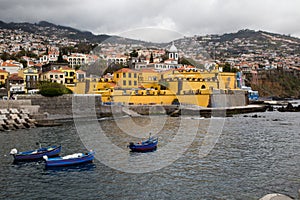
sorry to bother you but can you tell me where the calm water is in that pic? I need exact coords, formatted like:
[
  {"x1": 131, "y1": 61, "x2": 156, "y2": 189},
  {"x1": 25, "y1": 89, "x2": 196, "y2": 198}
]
[{"x1": 0, "y1": 109, "x2": 300, "y2": 200}]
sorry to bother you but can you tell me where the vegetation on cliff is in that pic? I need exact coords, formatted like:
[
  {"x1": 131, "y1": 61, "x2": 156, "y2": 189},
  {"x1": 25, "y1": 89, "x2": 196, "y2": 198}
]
[{"x1": 251, "y1": 70, "x2": 300, "y2": 99}]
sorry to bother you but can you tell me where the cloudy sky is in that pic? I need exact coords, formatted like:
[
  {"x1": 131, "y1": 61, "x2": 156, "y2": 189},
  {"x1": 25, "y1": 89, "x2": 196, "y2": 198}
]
[{"x1": 1, "y1": 0, "x2": 300, "y2": 42}]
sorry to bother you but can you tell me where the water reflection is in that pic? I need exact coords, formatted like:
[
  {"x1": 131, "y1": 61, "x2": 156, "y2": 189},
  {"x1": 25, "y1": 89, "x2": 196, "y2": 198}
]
[{"x1": 43, "y1": 163, "x2": 96, "y2": 174}]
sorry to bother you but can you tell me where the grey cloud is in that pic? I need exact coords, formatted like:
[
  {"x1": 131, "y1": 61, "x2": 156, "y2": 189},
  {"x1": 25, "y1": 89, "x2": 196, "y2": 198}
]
[{"x1": 0, "y1": 0, "x2": 299, "y2": 41}]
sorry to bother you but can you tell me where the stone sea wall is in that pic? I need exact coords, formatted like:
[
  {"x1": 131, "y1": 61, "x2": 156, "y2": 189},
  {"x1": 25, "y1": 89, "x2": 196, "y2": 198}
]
[
  {"x1": 17, "y1": 94, "x2": 123, "y2": 118},
  {"x1": 210, "y1": 90, "x2": 248, "y2": 107}
]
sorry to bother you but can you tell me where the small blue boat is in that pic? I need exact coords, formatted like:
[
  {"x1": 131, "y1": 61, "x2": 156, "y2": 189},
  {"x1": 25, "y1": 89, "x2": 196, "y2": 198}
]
[
  {"x1": 128, "y1": 136, "x2": 158, "y2": 152},
  {"x1": 43, "y1": 151, "x2": 95, "y2": 167},
  {"x1": 10, "y1": 145, "x2": 61, "y2": 161}
]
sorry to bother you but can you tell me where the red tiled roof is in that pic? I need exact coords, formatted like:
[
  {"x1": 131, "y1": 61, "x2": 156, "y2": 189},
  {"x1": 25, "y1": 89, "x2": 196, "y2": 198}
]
[
  {"x1": 1, "y1": 62, "x2": 19, "y2": 67},
  {"x1": 0, "y1": 69, "x2": 9, "y2": 73},
  {"x1": 76, "y1": 70, "x2": 86, "y2": 74},
  {"x1": 9, "y1": 73, "x2": 23, "y2": 81},
  {"x1": 60, "y1": 66, "x2": 73, "y2": 70},
  {"x1": 34, "y1": 63, "x2": 43, "y2": 67},
  {"x1": 115, "y1": 68, "x2": 136, "y2": 73}
]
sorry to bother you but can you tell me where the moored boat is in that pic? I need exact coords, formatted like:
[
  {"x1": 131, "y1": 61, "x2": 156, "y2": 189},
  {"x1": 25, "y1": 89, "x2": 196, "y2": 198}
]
[
  {"x1": 10, "y1": 145, "x2": 61, "y2": 161},
  {"x1": 43, "y1": 151, "x2": 95, "y2": 167},
  {"x1": 128, "y1": 136, "x2": 158, "y2": 152}
]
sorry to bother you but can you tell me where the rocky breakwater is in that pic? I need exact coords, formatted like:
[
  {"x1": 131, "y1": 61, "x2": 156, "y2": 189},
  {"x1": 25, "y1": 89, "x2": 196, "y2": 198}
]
[
  {"x1": 278, "y1": 102, "x2": 300, "y2": 112},
  {"x1": 0, "y1": 108, "x2": 36, "y2": 131}
]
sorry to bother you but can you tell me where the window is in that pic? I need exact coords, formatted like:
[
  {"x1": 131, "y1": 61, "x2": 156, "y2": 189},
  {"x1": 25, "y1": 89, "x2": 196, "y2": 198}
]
[
  {"x1": 50, "y1": 75, "x2": 53, "y2": 78},
  {"x1": 128, "y1": 73, "x2": 131, "y2": 78},
  {"x1": 116, "y1": 74, "x2": 119, "y2": 78},
  {"x1": 70, "y1": 72, "x2": 74, "y2": 77},
  {"x1": 134, "y1": 81, "x2": 137, "y2": 86},
  {"x1": 65, "y1": 72, "x2": 68, "y2": 76},
  {"x1": 128, "y1": 80, "x2": 132, "y2": 85},
  {"x1": 123, "y1": 73, "x2": 126, "y2": 78},
  {"x1": 123, "y1": 80, "x2": 126, "y2": 86},
  {"x1": 0, "y1": 75, "x2": 4, "y2": 79},
  {"x1": 134, "y1": 73, "x2": 137, "y2": 78},
  {"x1": 55, "y1": 75, "x2": 58, "y2": 79},
  {"x1": 60, "y1": 75, "x2": 63, "y2": 78}
]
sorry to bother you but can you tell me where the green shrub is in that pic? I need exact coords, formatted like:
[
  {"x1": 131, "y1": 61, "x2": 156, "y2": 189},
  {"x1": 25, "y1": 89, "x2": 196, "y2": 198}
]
[{"x1": 38, "y1": 81, "x2": 73, "y2": 97}]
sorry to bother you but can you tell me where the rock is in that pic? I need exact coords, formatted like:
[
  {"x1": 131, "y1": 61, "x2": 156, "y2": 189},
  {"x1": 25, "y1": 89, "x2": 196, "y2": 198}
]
[
  {"x1": 259, "y1": 193, "x2": 293, "y2": 200},
  {"x1": 169, "y1": 109, "x2": 180, "y2": 117}
]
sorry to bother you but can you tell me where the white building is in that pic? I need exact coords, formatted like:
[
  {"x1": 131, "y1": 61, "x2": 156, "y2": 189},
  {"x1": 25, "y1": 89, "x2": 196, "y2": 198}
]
[
  {"x1": 168, "y1": 42, "x2": 179, "y2": 64},
  {"x1": 68, "y1": 53, "x2": 87, "y2": 68},
  {"x1": 106, "y1": 54, "x2": 127, "y2": 65},
  {"x1": 1, "y1": 60, "x2": 22, "y2": 74}
]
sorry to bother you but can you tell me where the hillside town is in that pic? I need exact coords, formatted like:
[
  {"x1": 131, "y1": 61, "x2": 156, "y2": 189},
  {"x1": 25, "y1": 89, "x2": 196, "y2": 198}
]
[{"x1": 1, "y1": 23, "x2": 300, "y2": 102}]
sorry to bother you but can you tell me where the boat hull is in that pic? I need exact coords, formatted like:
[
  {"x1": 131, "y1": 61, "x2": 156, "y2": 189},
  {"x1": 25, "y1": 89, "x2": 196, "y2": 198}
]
[
  {"x1": 12, "y1": 146, "x2": 61, "y2": 161},
  {"x1": 128, "y1": 138, "x2": 158, "y2": 152},
  {"x1": 45, "y1": 152, "x2": 94, "y2": 167}
]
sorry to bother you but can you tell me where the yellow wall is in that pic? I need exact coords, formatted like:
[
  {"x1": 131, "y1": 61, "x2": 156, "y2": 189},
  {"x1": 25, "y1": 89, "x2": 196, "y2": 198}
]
[
  {"x1": 113, "y1": 69, "x2": 139, "y2": 89},
  {"x1": 21, "y1": 68, "x2": 39, "y2": 92},
  {"x1": 138, "y1": 70, "x2": 160, "y2": 89},
  {"x1": 72, "y1": 81, "x2": 86, "y2": 94},
  {"x1": 0, "y1": 70, "x2": 9, "y2": 85},
  {"x1": 219, "y1": 73, "x2": 237, "y2": 89},
  {"x1": 59, "y1": 67, "x2": 76, "y2": 85},
  {"x1": 101, "y1": 91, "x2": 210, "y2": 107},
  {"x1": 67, "y1": 68, "x2": 239, "y2": 107}
]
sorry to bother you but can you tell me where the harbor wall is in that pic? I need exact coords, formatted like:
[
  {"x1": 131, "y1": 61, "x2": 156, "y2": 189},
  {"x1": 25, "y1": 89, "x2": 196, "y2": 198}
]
[
  {"x1": 16, "y1": 94, "x2": 123, "y2": 118},
  {"x1": 15, "y1": 92, "x2": 248, "y2": 117},
  {"x1": 210, "y1": 91, "x2": 248, "y2": 107}
]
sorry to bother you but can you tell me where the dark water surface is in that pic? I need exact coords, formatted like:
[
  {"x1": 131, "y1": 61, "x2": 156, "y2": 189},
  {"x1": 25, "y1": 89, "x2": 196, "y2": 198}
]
[{"x1": 0, "y1": 110, "x2": 300, "y2": 200}]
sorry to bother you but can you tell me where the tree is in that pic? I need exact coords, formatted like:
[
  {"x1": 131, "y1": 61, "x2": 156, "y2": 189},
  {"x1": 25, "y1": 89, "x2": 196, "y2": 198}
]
[
  {"x1": 0, "y1": 52, "x2": 10, "y2": 61},
  {"x1": 45, "y1": 47, "x2": 49, "y2": 55},
  {"x1": 223, "y1": 62, "x2": 231, "y2": 72},
  {"x1": 129, "y1": 50, "x2": 138, "y2": 58},
  {"x1": 38, "y1": 81, "x2": 73, "y2": 97},
  {"x1": 57, "y1": 50, "x2": 67, "y2": 63},
  {"x1": 20, "y1": 59, "x2": 28, "y2": 68},
  {"x1": 149, "y1": 52, "x2": 154, "y2": 63}
]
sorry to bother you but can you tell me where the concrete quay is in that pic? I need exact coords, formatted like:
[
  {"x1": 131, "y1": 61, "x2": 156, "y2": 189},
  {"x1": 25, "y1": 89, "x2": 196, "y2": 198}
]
[{"x1": 126, "y1": 104, "x2": 268, "y2": 117}]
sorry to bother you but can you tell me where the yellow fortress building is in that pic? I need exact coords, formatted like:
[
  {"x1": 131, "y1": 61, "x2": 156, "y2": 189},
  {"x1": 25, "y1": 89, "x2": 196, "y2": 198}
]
[{"x1": 72, "y1": 65, "x2": 245, "y2": 107}]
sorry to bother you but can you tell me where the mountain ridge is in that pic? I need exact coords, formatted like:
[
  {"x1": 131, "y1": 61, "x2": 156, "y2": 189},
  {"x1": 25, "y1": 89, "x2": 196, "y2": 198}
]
[{"x1": 1, "y1": 20, "x2": 300, "y2": 45}]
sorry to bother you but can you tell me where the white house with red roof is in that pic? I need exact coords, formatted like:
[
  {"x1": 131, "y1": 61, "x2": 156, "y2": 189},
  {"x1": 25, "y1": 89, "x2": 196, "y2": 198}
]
[
  {"x1": 76, "y1": 70, "x2": 86, "y2": 81},
  {"x1": 1, "y1": 60, "x2": 23, "y2": 74}
]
